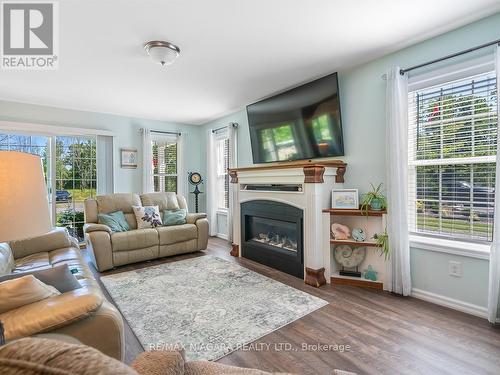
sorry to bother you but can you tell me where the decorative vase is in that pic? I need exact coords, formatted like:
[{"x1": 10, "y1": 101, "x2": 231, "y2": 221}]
[{"x1": 370, "y1": 198, "x2": 383, "y2": 211}]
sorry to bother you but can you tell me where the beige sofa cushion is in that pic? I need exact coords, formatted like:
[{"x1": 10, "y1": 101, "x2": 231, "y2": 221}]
[
  {"x1": 0, "y1": 243, "x2": 14, "y2": 276},
  {"x1": 0, "y1": 275, "x2": 60, "y2": 314},
  {"x1": 96, "y1": 193, "x2": 141, "y2": 230},
  {"x1": 9, "y1": 228, "x2": 72, "y2": 259},
  {"x1": 157, "y1": 224, "x2": 197, "y2": 245},
  {"x1": 141, "y1": 192, "x2": 180, "y2": 211},
  {"x1": 13, "y1": 252, "x2": 50, "y2": 273},
  {"x1": 111, "y1": 229, "x2": 159, "y2": 252},
  {"x1": 0, "y1": 287, "x2": 103, "y2": 341}
]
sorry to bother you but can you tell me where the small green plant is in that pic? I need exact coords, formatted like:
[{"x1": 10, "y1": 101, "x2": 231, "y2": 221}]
[
  {"x1": 360, "y1": 183, "x2": 387, "y2": 215},
  {"x1": 373, "y1": 230, "x2": 390, "y2": 260}
]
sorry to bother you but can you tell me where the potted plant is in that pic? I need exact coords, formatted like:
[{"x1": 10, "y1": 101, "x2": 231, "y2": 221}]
[
  {"x1": 373, "y1": 230, "x2": 390, "y2": 260},
  {"x1": 361, "y1": 183, "x2": 387, "y2": 213}
]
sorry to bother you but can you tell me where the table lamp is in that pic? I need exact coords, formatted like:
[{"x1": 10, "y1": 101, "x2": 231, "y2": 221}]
[{"x1": 0, "y1": 151, "x2": 52, "y2": 243}]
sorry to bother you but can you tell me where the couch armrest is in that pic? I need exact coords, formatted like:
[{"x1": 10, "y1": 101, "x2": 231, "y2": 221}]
[
  {"x1": 0, "y1": 288, "x2": 103, "y2": 341},
  {"x1": 132, "y1": 350, "x2": 185, "y2": 375},
  {"x1": 84, "y1": 223, "x2": 112, "y2": 234},
  {"x1": 186, "y1": 213, "x2": 207, "y2": 224},
  {"x1": 85, "y1": 231, "x2": 114, "y2": 272},
  {"x1": 9, "y1": 228, "x2": 73, "y2": 259},
  {"x1": 195, "y1": 218, "x2": 209, "y2": 251}
]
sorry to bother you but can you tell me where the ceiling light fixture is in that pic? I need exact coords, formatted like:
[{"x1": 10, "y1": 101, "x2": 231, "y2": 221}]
[{"x1": 144, "y1": 40, "x2": 180, "y2": 66}]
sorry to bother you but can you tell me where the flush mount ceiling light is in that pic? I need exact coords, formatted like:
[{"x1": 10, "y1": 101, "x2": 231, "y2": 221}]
[{"x1": 144, "y1": 40, "x2": 180, "y2": 66}]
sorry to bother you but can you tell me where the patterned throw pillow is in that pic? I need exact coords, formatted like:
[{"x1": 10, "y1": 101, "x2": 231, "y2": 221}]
[{"x1": 132, "y1": 206, "x2": 162, "y2": 228}]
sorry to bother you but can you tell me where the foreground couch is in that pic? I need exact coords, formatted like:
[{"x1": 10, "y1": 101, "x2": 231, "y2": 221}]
[
  {"x1": 0, "y1": 228, "x2": 124, "y2": 360},
  {"x1": 0, "y1": 337, "x2": 307, "y2": 375},
  {"x1": 84, "y1": 192, "x2": 209, "y2": 272}
]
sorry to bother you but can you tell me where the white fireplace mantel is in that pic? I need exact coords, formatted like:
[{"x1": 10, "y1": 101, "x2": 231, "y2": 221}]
[{"x1": 229, "y1": 160, "x2": 346, "y2": 287}]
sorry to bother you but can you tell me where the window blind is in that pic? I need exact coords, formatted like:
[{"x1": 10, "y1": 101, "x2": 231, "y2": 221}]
[
  {"x1": 152, "y1": 137, "x2": 178, "y2": 193},
  {"x1": 214, "y1": 130, "x2": 230, "y2": 210},
  {"x1": 408, "y1": 71, "x2": 498, "y2": 242}
]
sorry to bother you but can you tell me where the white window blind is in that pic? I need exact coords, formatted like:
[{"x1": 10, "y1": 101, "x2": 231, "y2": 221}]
[
  {"x1": 152, "y1": 135, "x2": 178, "y2": 193},
  {"x1": 408, "y1": 70, "x2": 498, "y2": 242}
]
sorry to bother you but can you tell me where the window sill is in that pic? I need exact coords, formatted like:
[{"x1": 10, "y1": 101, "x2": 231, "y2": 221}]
[
  {"x1": 216, "y1": 209, "x2": 228, "y2": 215},
  {"x1": 409, "y1": 235, "x2": 490, "y2": 260}
]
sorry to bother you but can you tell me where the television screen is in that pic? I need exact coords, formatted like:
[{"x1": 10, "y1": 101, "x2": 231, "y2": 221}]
[{"x1": 247, "y1": 72, "x2": 344, "y2": 164}]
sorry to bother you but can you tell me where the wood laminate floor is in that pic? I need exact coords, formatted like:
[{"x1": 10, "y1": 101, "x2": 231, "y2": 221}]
[{"x1": 85, "y1": 237, "x2": 500, "y2": 375}]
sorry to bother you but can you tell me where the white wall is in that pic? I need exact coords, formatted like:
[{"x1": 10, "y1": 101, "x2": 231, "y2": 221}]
[
  {"x1": 200, "y1": 12, "x2": 500, "y2": 314},
  {"x1": 0, "y1": 100, "x2": 204, "y2": 211}
]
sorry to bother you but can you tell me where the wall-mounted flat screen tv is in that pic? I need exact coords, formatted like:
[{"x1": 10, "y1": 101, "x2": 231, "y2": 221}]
[{"x1": 247, "y1": 72, "x2": 344, "y2": 164}]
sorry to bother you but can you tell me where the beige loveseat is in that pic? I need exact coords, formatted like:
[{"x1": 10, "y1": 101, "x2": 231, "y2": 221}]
[
  {"x1": 84, "y1": 192, "x2": 209, "y2": 272},
  {"x1": 0, "y1": 228, "x2": 124, "y2": 360}
]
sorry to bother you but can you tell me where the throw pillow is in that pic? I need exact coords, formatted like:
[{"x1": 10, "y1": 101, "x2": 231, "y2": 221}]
[
  {"x1": 98, "y1": 213, "x2": 123, "y2": 232},
  {"x1": 0, "y1": 275, "x2": 60, "y2": 314},
  {"x1": 163, "y1": 208, "x2": 187, "y2": 226},
  {"x1": 132, "y1": 205, "x2": 162, "y2": 228},
  {"x1": 109, "y1": 211, "x2": 130, "y2": 231},
  {"x1": 0, "y1": 264, "x2": 81, "y2": 294},
  {"x1": 98, "y1": 211, "x2": 130, "y2": 232}
]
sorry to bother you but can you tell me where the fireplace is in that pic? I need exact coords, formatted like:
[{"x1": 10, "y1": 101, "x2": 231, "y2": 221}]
[{"x1": 241, "y1": 200, "x2": 304, "y2": 278}]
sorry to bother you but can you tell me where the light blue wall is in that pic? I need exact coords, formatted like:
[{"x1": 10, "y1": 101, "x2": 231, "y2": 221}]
[
  {"x1": 0, "y1": 100, "x2": 204, "y2": 211},
  {"x1": 202, "y1": 12, "x2": 500, "y2": 310}
]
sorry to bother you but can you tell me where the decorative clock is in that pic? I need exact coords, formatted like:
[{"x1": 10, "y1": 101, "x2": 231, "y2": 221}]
[
  {"x1": 189, "y1": 172, "x2": 202, "y2": 186},
  {"x1": 334, "y1": 245, "x2": 366, "y2": 277},
  {"x1": 188, "y1": 172, "x2": 203, "y2": 213}
]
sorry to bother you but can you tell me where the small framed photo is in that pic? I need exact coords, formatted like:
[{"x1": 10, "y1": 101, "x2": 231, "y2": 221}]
[
  {"x1": 121, "y1": 148, "x2": 138, "y2": 169},
  {"x1": 332, "y1": 189, "x2": 359, "y2": 209}
]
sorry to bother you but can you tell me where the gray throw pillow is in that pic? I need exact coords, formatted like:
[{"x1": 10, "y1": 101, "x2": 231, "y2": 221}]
[{"x1": 0, "y1": 264, "x2": 82, "y2": 293}]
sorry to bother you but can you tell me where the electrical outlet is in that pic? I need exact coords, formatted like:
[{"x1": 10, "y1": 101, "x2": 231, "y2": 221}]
[{"x1": 449, "y1": 261, "x2": 462, "y2": 278}]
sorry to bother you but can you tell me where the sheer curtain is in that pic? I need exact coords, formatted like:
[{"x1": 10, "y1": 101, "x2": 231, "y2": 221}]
[
  {"x1": 206, "y1": 129, "x2": 218, "y2": 236},
  {"x1": 177, "y1": 133, "x2": 187, "y2": 200},
  {"x1": 227, "y1": 123, "x2": 238, "y2": 242},
  {"x1": 142, "y1": 128, "x2": 153, "y2": 193},
  {"x1": 488, "y1": 45, "x2": 500, "y2": 324},
  {"x1": 386, "y1": 67, "x2": 412, "y2": 296}
]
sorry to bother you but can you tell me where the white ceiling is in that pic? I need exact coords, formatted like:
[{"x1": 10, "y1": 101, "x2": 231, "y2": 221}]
[{"x1": 1, "y1": 0, "x2": 499, "y2": 125}]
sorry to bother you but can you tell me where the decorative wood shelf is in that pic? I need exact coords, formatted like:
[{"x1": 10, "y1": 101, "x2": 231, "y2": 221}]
[
  {"x1": 330, "y1": 239, "x2": 379, "y2": 247},
  {"x1": 322, "y1": 208, "x2": 386, "y2": 217},
  {"x1": 331, "y1": 273, "x2": 383, "y2": 290}
]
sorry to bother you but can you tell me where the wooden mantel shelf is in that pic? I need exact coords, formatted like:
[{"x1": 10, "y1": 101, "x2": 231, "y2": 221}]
[{"x1": 228, "y1": 160, "x2": 347, "y2": 184}]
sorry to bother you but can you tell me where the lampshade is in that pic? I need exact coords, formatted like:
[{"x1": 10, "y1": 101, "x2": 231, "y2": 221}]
[
  {"x1": 144, "y1": 40, "x2": 180, "y2": 66},
  {"x1": 0, "y1": 151, "x2": 52, "y2": 242}
]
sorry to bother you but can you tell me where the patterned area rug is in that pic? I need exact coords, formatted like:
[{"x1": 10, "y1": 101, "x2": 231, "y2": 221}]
[{"x1": 101, "y1": 256, "x2": 328, "y2": 361}]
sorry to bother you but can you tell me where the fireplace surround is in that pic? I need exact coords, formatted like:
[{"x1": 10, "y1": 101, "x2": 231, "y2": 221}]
[
  {"x1": 229, "y1": 160, "x2": 347, "y2": 287},
  {"x1": 241, "y1": 200, "x2": 304, "y2": 278}
]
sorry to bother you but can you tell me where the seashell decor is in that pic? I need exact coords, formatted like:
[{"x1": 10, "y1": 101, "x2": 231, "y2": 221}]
[{"x1": 331, "y1": 223, "x2": 351, "y2": 240}]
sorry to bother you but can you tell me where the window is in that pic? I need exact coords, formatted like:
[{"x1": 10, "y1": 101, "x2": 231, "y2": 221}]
[
  {"x1": 408, "y1": 71, "x2": 498, "y2": 242},
  {"x1": 0, "y1": 133, "x2": 97, "y2": 242},
  {"x1": 152, "y1": 137, "x2": 178, "y2": 193},
  {"x1": 215, "y1": 135, "x2": 229, "y2": 210}
]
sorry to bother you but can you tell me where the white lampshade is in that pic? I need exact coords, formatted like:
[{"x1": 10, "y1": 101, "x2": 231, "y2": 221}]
[{"x1": 0, "y1": 151, "x2": 52, "y2": 242}]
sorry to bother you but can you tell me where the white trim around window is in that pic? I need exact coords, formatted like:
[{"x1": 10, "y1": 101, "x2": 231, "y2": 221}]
[{"x1": 410, "y1": 234, "x2": 490, "y2": 260}]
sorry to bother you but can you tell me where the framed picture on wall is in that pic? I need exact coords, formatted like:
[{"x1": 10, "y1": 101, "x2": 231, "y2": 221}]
[
  {"x1": 121, "y1": 148, "x2": 138, "y2": 169},
  {"x1": 331, "y1": 189, "x2": 359, "y2": 209}
]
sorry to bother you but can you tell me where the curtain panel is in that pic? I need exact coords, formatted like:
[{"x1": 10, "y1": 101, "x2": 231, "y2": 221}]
[
  {"x1": 488, "y1": 45, "x2": 500, "y2": 324},
  {"x1": 386, "y1": 67, "x2": 412, "y2": 296}
]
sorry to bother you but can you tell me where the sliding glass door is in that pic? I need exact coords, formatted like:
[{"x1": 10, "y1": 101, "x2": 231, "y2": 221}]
[{"x1": 0, "y1": 132, "x2": 97, "y2": 242}]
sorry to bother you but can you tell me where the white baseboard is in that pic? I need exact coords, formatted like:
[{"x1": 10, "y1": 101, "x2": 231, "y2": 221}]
[
  {"x1": 411, "y1": 288, "x2": 488, "y2": 319},
  {"x1": 216, "y1": 233, "x2": 228, "y2": 240}
]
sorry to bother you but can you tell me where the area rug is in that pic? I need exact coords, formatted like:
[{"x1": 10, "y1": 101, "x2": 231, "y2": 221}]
[{"x1": 100, "y1": 256, "x2": 328, "y2": 361}]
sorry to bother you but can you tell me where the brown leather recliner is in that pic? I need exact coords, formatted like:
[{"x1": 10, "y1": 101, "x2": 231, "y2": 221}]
[{"x1": 0, "y1": 228, "x2": 124, "y2": 360}]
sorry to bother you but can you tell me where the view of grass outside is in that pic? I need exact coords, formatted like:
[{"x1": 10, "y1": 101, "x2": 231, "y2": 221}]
[{"x1": 411, "y1": 73, "x2": 497, "y2": 241}]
